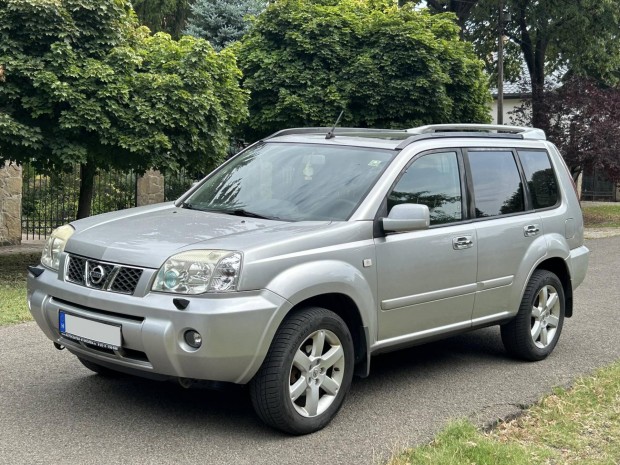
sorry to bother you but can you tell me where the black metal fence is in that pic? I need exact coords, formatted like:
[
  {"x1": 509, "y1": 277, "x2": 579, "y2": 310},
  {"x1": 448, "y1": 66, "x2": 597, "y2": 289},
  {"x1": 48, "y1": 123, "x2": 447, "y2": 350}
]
[
  {"x1": 22, "y1": 163, "x2": 206, "y2": 239},
  {"x1": 163, "y1": 168, "x2": 197, "y2": 202},
  {"x1": 22, "y1": 164, "x2": 137, "y2": 239},
  {"x1": 581, "y1": 167, "x2": 618, "y2": 202}
]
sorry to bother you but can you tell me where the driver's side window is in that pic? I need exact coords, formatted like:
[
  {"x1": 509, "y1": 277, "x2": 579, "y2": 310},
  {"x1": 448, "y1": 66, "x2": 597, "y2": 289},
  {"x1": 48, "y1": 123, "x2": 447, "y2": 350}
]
[{"x1": 388, "y1": 151, "x2": 463, "y2": 225}]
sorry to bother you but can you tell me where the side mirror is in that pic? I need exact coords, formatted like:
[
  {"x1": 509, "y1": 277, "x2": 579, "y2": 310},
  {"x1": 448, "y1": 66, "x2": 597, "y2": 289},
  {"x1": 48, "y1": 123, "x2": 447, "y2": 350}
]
[{"x1": 382, "y1": 203, "x2": 430, "y2": 233}]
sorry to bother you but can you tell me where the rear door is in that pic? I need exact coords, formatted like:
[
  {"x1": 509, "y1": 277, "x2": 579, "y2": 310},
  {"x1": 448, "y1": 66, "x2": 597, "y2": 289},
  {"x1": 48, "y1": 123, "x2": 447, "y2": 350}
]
[{"x1": 465, "y1": 148, "x2": 546, "y2": 322}]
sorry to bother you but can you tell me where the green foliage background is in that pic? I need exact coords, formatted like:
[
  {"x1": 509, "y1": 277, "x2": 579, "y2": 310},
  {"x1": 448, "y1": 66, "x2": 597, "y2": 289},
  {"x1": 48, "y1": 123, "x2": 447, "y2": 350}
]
[
  {"x1": 238, "y1": 0, "x2": 491, "y2": 140},
  {"x1": 0, "y1": 0, "x2": 248, "y2": 178},
  {"x1": 184, "y1": 0, "x2": 265, "y2": 51},
  {"x1": 1, "y1": 0, "x2": 498, "y2": 225},
  {"x1": 133, "y1": 0, "x2": 190, "y2": 39}
]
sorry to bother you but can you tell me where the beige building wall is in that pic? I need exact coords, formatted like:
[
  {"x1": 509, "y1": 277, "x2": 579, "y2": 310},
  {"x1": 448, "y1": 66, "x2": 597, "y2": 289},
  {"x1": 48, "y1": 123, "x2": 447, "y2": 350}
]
[
  {"x1": 489, "y1": 98, "x2": 524, "y2": 125},
  {"x1": 136, "y1": 169, "x2": 165, "y2": 207}
]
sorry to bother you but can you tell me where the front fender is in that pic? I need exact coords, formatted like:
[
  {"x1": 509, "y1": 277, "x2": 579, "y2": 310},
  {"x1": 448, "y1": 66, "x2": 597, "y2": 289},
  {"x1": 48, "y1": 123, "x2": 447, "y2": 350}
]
[
  {"x1": 237, "y1": 259, "x2": 377, "y2": 383},
  {"x1": 266, "y1": 259, "x2": 377, "y2": 330}
]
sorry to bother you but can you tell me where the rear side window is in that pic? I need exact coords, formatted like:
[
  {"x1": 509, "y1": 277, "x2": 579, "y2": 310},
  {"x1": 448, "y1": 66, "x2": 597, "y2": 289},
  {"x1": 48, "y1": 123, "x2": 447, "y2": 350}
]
[
  {"x1": 468, "y1": 150, "x2": 524, "y2": 218},
  {"x1": 518, "y1": 150, "x2": 558, "y2": 209}
]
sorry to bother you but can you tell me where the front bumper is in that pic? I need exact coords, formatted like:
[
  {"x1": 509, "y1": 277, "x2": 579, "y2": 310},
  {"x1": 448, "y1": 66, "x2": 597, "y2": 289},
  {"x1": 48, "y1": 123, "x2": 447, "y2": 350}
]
[{"x1": 27, "y1": 265, "x2": 290, "y2": 384}]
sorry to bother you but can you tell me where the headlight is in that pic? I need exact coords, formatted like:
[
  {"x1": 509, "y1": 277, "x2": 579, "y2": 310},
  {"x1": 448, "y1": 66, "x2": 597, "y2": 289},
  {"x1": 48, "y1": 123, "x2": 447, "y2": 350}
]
[
  {"x1": 41, "y1": 224, "x2": 75, "y2": 271},
  {"x1": 152, "y1": 250, "x2": 242, "y2": 295}
]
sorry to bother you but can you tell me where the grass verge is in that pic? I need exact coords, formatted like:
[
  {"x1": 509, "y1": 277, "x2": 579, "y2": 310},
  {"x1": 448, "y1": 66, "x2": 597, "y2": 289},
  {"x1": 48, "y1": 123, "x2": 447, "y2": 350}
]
[
  {"x1": 0, "y1": 252, "x2": 40, "y2": 325},
  {"x1": 389, "y1": 360, "x2": 620, "y2": 465},
  {"x1": 582, "y1": 203, "x2": 620, "y2": 228}
]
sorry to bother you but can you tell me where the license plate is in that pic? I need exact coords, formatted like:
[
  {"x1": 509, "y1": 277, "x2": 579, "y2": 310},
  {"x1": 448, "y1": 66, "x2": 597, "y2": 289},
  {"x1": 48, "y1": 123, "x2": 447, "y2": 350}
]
[{"x1": 59, "y1": 311, "x2": 121, "y2": 350}]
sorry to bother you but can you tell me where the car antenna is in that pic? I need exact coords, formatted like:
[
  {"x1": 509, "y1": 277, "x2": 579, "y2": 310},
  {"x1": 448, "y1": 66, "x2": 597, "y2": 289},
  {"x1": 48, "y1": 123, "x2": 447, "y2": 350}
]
[{"x1": 325, "y1": 110, "x2": 344, "y2": 140}]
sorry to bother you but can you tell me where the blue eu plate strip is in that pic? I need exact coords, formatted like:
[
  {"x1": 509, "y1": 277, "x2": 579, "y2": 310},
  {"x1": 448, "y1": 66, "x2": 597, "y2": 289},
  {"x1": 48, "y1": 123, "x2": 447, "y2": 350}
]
[{"x1": 59, "y1": 311, "x2": 66, "y2": 332}]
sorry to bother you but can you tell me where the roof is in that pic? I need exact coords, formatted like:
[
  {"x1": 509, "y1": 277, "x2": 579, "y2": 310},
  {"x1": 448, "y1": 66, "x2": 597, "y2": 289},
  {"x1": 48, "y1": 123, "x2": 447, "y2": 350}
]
[
  {"x1": 490, "y1": 59, "x2": 565, "y2": 98},
  {"x1": 264, "y1": 124, "x2": 547, "y2": 151}
]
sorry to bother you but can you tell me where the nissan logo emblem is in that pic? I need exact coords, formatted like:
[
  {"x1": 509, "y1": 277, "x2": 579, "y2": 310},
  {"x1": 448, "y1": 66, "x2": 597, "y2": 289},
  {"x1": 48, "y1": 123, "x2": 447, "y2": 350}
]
[{"x1": 89, "y1": 265, "x2": 106, "y2": 285}]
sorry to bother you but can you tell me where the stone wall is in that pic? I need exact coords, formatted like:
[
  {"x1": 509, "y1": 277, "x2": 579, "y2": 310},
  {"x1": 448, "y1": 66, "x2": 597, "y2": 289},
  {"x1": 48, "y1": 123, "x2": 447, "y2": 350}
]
[
  {"x1": 136, "y1": 169, "x2": 165, "y2": 206},
  {"x1": 0, "y1": 161, "x2": 22, "y2": 245}
]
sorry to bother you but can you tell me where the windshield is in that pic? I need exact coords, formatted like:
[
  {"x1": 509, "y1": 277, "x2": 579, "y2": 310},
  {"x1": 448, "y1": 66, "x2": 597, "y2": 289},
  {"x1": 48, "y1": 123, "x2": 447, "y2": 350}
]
[{"x1": 184, "y1": 142, "x2": 396, "y2": 221}]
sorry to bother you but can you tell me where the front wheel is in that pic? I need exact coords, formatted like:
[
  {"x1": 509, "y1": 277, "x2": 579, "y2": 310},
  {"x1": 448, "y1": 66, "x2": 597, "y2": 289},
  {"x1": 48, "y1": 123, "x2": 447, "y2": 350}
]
[
  {"x1": 250, "y1": 307, "x2": 354, "y2": 435},
  {"x1": 501, "y1": 269, "x2": 565, "y2": 361}
]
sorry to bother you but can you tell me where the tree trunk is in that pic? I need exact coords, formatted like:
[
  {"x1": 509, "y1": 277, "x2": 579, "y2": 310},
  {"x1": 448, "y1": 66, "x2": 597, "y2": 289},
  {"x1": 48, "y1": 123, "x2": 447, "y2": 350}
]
[
  {"x1": 76, "y1": 162, "x2": 96, "y2": 219},
  {"x1": 517, "y1": 7, "x2": 549, "y2": 133},
  {"x1": 530, "y1": 79, "x2": 547, "y2": 131}
]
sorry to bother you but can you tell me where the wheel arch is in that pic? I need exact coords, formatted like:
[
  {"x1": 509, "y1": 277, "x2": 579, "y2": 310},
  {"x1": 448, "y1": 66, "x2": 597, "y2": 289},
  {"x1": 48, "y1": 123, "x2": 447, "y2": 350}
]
[
  {"x1": 260, "y1": 259, "x2": 376, "y2": 377},
  {"x1": 289, "y1": 293, "x2": 370, "y2": 377},
  {"x1": 535, "y1": 257, "x2": 573, "y2": 317}
]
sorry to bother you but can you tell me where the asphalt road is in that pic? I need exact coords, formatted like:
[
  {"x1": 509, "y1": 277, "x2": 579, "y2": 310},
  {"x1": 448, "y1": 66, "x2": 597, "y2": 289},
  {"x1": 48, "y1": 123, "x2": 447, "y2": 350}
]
[{"x1": 1, "y1": 236, "x2": 619, "y2": 465}]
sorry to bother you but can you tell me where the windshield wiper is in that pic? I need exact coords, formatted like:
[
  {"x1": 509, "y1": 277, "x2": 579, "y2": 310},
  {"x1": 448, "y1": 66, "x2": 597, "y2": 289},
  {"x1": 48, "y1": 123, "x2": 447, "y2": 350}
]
[
  {"x1": 185, "y1": 203, "x2": 282, "y2": 220},
  {"x1": 181, "y1": 201, "x2": 198, "y2": 210},
  {"x1": 217, "y1": 208, "x2": 280, "y2": 220}
]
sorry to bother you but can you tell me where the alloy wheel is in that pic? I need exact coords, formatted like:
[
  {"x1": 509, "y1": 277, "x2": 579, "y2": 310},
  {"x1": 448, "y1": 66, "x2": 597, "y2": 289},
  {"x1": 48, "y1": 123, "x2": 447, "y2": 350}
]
[
  {"x1": 530, "y1": 284, "x2": 561, "y2": 348},
  {"x1": 288, "y1": 329, "x2": 345, "y2": 418}
]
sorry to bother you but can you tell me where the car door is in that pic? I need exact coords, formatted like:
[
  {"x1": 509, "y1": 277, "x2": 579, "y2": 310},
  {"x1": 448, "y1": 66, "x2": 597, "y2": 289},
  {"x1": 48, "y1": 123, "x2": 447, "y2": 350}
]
[
  {"x1": 465, "y1": 148, "x2": 545, "y2": 322},
  {"x1": 374, "y1": 150, "x2": 477, "y2": 343}
]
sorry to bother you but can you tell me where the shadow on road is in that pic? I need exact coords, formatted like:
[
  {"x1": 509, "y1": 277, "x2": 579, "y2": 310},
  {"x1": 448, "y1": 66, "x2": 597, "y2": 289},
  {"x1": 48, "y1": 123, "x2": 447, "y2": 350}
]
[{"x1": 55, "y1": 326, "x2": 516, "y2": 435}]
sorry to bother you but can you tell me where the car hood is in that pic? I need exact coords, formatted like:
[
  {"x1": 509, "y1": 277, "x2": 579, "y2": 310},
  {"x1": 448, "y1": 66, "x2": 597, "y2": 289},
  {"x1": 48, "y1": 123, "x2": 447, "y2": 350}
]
[{"x1": 65, "y1": 203, "x2": 330, "y2": 268}]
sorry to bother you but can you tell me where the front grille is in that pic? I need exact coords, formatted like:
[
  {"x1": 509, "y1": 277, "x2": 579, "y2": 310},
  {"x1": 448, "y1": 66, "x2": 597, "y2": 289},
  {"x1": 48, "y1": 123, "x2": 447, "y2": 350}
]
[
  {"x1": 67, "y1": 256, "x2": 86, "y2": 283},
  {"x1": 110, "y1": 267, "x2": 143, "y2": 294},
  {"x1": 65, "y1": 255, "x2": 144, "y2": 295}
]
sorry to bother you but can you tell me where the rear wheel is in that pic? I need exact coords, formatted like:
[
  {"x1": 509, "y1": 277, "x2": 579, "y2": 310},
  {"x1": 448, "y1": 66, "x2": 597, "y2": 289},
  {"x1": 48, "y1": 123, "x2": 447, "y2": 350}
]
[
  {"x1": 250, "y1": 307, "x2": 354, "y2": 435},
  {"x1": 501, "y1": 269, "x2": 565, "y2": 361}
]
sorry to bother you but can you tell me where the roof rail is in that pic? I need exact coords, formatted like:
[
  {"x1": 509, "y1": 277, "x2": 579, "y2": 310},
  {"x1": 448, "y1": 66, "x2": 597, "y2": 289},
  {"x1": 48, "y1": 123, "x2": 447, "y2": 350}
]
[
  {"x1": 407, "y1": 124, "x2": 546, "y2": 141},
  {"x1": 395, "y1": 132, "x2": 525, "y2": 150},
  {"x1": 264, "y1": 127, "x2": 408, "y2": 139}
]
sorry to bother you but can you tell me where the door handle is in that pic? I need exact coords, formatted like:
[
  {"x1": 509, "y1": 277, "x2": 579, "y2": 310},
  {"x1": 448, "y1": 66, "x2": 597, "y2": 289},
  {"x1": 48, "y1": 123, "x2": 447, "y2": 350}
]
[
  {"x1": 524, "y1": 224, "x2": 540, "y2": 237},
  {"x1": 453, "y1": 235, "x2": 473, "y2": 250}
]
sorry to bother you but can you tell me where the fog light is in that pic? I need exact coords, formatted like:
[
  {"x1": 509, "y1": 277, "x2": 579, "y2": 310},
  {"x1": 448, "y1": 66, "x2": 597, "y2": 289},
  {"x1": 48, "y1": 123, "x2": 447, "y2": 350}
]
[{"x1": 184, "y1": 330, "x2": 202, "y2": 349}]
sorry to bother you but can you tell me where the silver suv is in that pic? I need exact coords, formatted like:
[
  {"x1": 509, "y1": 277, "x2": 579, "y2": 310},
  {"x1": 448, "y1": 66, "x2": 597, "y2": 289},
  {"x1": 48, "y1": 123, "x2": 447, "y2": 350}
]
[{"x1": 28, "y1": 124, "x2": 589, "y2": 434}]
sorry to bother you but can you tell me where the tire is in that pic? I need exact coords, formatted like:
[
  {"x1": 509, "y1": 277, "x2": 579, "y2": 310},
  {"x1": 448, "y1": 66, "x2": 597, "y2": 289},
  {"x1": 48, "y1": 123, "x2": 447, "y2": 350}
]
[
  {"x1": 77, "y1": 357, "x2": 124, "y2": 377},
  {"x1": 250, "y1": 307, "x2": 355, "y2": 435},
  {"x1": 501, "y1": 269, "x2": 565, "y2": 361}
]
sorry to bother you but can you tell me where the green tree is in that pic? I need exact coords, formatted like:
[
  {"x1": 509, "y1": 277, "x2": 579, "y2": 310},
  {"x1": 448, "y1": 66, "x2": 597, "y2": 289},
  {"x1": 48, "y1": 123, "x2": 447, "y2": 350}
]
[
  {"x1": 407, "y1": 0, "x2": 478, "y2": 33},
  {"x1": 132, "y1": 0, "x2": 191, "y2": 39},
  {"x1": 0, "y1": 0, "x2": 248, "y2": 218},
  {"x1": 421, "y1": 0, "x2": 620, "y2": 130},
  {"x1": 512, "y1": 77, "x2": 620, "y2": 182},
  {"x1": 238, "y1": 0, "x2": 490, "y2": 140},
  {"x1": 184, "y1": 0, "x2": 265, "y2": 51}
]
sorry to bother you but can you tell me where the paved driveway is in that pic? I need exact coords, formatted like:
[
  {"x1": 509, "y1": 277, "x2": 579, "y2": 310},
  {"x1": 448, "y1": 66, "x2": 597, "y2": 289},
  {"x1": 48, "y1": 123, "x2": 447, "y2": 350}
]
[{"x1": 1, "y1": 237, "x2": 618, "y2": 465}]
